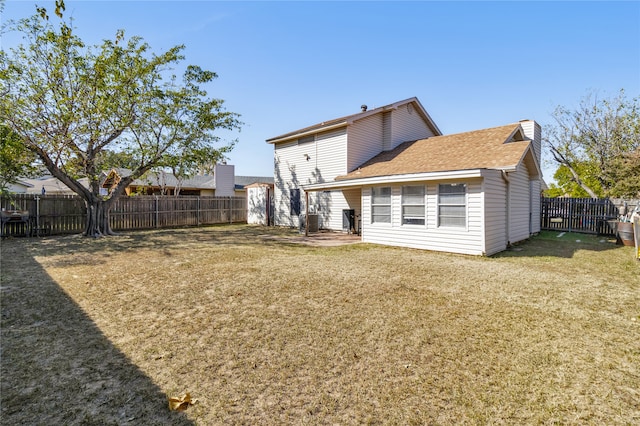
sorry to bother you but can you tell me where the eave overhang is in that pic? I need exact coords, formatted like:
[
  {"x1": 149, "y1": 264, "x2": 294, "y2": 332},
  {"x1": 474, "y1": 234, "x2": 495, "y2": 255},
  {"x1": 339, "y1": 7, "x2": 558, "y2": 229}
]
[{"x1": 302, "y1": 169, "x2": 503, "y2": 192}]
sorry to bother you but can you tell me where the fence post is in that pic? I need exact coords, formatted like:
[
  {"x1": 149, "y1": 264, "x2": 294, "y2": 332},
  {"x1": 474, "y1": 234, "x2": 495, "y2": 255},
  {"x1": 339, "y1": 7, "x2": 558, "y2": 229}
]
[
  {"x1": 197, "y1": 196, "x2": 200, "y2": 225},
  {"x1": 35, "y1": 195, "x2": 40, "y2": 236}
]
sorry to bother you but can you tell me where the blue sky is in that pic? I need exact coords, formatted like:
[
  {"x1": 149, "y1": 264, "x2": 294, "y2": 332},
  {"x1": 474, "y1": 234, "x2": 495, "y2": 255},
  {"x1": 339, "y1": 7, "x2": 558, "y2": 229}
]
[{"x1": 2, "y1": 1, "x2": 639, "y2": 181}]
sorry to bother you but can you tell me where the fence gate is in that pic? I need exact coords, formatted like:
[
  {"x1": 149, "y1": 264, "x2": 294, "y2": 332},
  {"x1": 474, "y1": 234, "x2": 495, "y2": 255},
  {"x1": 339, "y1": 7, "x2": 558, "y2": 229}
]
[{"x1": 540, "y1": 197, "x2": 619, "y2": 235}]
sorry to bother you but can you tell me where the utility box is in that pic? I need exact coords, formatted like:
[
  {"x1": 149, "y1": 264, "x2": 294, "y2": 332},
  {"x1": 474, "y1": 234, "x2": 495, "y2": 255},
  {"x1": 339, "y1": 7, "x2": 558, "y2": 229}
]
[{"x1": 299, "y1": 214, "x2": 319, "y2": 233}]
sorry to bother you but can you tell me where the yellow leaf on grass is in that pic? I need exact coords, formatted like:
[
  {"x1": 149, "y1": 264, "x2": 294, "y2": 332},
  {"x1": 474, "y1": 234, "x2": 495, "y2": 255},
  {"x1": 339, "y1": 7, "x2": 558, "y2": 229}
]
[{"x1": 168, "y1": 392, "x2": 198, "y2": 411}]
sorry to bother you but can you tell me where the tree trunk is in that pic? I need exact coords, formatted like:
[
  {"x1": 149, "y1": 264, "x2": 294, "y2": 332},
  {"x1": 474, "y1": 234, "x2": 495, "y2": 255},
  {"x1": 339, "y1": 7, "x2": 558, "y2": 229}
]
[
  {"x1": 83, "y1": 197, "x2": 116, "y2": 237},
  {"x1": 550, "y1": 146, "x2": 600, "y2": 198}
]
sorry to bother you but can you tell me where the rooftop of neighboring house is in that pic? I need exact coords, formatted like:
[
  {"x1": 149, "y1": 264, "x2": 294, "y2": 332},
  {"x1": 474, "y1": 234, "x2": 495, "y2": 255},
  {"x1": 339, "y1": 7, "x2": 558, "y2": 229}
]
[
  {"x1": 19, "y1": 175, "x2": 89, "y2": 194},
  {"x1": 107, "y1": 168, "x2": 273, "y2": 190},
  {"x1": 13, "y1": 168, "x2": 273, "y2": 195}
]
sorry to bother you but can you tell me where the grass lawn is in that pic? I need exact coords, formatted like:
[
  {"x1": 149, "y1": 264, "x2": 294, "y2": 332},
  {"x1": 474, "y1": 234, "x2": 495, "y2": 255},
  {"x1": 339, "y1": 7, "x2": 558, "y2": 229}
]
[{"x1": 1, "y1": 225, "x2": 638, "y2": 425}]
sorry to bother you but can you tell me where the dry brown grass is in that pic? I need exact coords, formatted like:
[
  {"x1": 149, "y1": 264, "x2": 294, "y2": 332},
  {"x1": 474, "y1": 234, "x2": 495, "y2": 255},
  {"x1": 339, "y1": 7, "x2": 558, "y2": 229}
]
[{"x1": 1, "y1": 225, "x2": 639, "y2": 425}]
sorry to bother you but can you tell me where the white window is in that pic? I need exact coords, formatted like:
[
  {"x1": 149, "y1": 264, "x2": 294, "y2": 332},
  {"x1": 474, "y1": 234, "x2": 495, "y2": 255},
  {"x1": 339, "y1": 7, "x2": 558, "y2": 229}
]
[
  {"x1": 438, "y1": 183, "x2": 466, "y2": 227},
  {"x1": 297, "y1": 135, "x2": 315, "y2": 145},
  {"x1": 402, "y1": 185, "x2": 425, "y2": 225},
  {"x1": 371, "y1": 187, "x2": 391, "y2": 223}
]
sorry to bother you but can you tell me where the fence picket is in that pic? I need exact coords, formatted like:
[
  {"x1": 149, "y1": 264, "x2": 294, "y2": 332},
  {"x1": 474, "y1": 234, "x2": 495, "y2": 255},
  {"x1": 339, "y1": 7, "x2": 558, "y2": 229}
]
[
  {"x1": 540, "y1": 197, "x2": 619, "y2": 235},
  {"x1": 1, "y1": 194, "x2": 247, "y2": 237}
]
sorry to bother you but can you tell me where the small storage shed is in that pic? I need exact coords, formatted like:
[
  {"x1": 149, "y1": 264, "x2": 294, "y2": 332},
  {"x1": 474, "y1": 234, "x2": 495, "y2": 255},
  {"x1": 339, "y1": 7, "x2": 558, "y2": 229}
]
[{"x1": 246, "y1": 182, "x2": 274, "y2": 226}]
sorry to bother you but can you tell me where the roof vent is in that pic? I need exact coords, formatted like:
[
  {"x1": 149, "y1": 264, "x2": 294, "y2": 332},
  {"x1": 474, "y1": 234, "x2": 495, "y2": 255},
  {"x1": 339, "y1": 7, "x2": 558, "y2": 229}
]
[{"x1": 361, "y1": 104, "x2": 368, "y2": 112}]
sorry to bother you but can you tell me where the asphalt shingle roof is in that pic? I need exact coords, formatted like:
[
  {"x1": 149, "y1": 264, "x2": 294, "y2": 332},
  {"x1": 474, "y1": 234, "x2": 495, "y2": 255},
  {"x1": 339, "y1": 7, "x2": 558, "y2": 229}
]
[{"x1": 337, "y1": 124, "x2": 530, "y2": 181}]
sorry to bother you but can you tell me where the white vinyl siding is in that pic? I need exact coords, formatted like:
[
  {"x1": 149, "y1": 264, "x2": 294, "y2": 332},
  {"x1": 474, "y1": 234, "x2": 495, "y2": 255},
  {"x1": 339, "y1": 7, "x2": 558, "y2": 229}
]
[
  {"x1": 362, "y1": 180, "x2": 484, "y2": 255},
  {"x1": 519, "y1": 120, "x2": 542, "y2": 166},
  {"x1": 509, "y1": 163, "x2": 532, "y2": 243},
  {"x1": 314, "y1": 189, "x2": 354, "y2": 231},
  {"x1": 347, "y1": 114, "x2": 384, "y2": 172},
  {"x1": 530, "y1": 179, "x2": 541, "y2": 233},
  {"x1": 402, "y1": 185, "x2": 425, "y2": 225},
  {"x1": 389, "y1": 102, "x2": 437, "y2": 151},
  {"x1": 347, "y1": 101, "x2": 437, "y2": 172},
  {"x1": 273, "y1": 129, "x2": 347, "y2": 227},
  {"x1": 482, "y1": 171, "x2": 508, "y2": 256}
]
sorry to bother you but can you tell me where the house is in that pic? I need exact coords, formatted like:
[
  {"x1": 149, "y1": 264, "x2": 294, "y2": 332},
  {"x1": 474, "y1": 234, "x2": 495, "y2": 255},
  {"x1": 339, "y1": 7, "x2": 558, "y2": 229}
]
[
  {"x1": 266, "y1": 97, "x2": 543, "y2": 256},
  {"x1": 102, "y1": 164, "x2": 235, "y2": 196},
  {"x1": 11, "y1": 164, "x2": 273, "y2": 200},
  {"x1": 16, "y1": 175, "x2": 89, "y2": 195},
  {"x1": 101, "y1": 165, "x2": 272, "y2": 198},
  {"x1": 5, "y1": 179, "x2": 34, "y2": 194}
]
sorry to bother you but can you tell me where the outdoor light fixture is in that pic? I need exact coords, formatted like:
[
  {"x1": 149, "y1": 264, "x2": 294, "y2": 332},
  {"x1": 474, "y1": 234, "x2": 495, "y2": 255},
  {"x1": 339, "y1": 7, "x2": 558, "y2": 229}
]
[{"x1": 304, "y1": 154, "x2": 310, "y2": 161}]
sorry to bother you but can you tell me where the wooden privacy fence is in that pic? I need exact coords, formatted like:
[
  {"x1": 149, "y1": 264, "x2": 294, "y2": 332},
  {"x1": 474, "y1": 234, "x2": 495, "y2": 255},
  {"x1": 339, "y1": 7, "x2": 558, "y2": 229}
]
[
  {"x1": 540, "y1": 197, "x2": 620, "y2": 235},
  {"x1": 0, "y1": 194, "x2": 247, "y2": 237}
]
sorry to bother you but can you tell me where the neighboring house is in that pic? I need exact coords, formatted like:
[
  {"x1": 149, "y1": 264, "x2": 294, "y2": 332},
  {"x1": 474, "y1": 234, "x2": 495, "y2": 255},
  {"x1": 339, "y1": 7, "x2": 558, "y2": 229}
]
[
  {"x1": 101, "y1": 164, "x2": 271, "y2": 197},
  {"x1": 16, "y1": 175, "x2": 89, "y2": 195},
  {"x1": 10, "y1": 164, "x2": 273, "y2": 200},
  {"x1": 5, "y1": 179, "x2": 34, "y2": 194},
  {"x1": 267, "y1": 97, "x2": 543, "y2": 256}
]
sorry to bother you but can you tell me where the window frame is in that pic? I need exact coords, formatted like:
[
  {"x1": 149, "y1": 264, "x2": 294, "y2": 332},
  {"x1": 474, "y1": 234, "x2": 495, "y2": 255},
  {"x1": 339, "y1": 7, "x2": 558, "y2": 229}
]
[
  {"x1": 297, "y1": 135, "x2": 315, "y2": 145},
  {"x1": 290, "y1": 188, "x2": 301, "y2": 216},
  {"x1": 371, "y1": 187, "x2": 392, "y2": 224},
  {"x1": 437, "y1": 183, "x2": 467, "y2": 228},
  {"x1": 401, "y1": 185, "x2": 425, "y2": 226}
]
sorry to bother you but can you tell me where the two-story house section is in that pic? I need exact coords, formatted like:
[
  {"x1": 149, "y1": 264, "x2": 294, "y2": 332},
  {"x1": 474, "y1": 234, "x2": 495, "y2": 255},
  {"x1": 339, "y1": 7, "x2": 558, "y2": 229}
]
[{"x1": 266, "y1": 97, "x2": 441, "y2": 230}]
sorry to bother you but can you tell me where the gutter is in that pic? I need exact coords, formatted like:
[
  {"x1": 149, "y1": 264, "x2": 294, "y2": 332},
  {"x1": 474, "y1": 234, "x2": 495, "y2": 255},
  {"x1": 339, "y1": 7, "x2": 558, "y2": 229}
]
[{"x1": 302, "y1": 169, "x2": 487, "y2": 192}]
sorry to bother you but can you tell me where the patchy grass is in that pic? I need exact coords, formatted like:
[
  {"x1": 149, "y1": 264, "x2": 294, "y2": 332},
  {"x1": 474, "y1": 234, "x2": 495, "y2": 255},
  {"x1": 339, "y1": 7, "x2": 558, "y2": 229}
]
[{"x1": 1, "y1": 225, "x2": 639, "y2": 425}]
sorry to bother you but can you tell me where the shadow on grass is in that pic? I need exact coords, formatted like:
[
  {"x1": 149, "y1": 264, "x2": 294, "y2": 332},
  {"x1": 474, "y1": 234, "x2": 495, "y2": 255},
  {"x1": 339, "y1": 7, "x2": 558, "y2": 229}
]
[
  {"x1": 20, "y1": 225, "x2": 316, "y2": 262},
  {"x1": 493, "y1": 231, "x2": 627, "y2": 259},
  {"x1": 0, "y1": 240, "x2": 194, "y2": 425}
]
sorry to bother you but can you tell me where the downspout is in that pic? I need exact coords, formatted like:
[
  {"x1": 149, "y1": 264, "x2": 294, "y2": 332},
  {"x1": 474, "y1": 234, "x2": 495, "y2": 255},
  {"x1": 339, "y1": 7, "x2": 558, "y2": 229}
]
[{"x1": 501, "y1": 171, "x2": 511, "y2": 247}]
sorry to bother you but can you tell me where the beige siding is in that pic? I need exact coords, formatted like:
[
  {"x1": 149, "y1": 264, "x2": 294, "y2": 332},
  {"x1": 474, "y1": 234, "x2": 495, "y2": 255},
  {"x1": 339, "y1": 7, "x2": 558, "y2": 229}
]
[
  {"x1": 390, "y1": 103, "x2": 438, "y2": 150},
  {"x1": 273, "y1": 140, "x2": 298, "y2": 226},
  {"x1": 347, "y1": 104, "x2": 437, "y2": 172},
  {"x1": 315, "y1": 129, "x2": 348, "y2": 182},
  {"x1": 509, "y1": 163, "x2": 531, "y2": 243},
  {"x1": 519, "y1": 120, "x2": 542, "y2": 165},
  {"x1": 483, "y1": 171, "x2": 508, "y2": 256},
  {"x1": 530, "y1": 179, "x2": 541, "y2": 233},
  {"x1": 362, "y1": 179, "x2": 485, "y2": 255},
  {"x1": 347, "y1": 114, "x2": 384, "y2": 172},
  {"x1": 273, "y1": 129, "x2": 347, "y2": 227},
  {"x1": 314, "y1": 190, "x2": 346, "y2": 230}
]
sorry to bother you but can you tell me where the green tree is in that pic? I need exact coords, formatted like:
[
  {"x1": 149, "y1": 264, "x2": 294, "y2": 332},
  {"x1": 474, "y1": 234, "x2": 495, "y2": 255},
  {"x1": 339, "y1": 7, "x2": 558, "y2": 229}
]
[
  {"x1": 0, "y1": 125, "x2": 39, "y2": 194},
  {"x1": 607, "y1": 148, "x2": 640, "y2": 198},
  {"x1": 544, "y1": 162, "x2": 604, "y2": 198},
  {"x1": 544, "y1": 89, "x2": 640, "y2": 198},
  {"x1": 0, "y1": 7, "x2": 241, "y2": 236}
]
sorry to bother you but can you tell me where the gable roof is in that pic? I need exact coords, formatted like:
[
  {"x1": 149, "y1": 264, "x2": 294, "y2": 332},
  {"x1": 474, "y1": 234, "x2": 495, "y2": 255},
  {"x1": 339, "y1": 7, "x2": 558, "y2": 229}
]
[
  {"x1": 103, "y1": 168, "x2": 217, "y2": 190},
  {"x1": 19, "y1": 175, "x2": 89, "y2": 194},
  {"x1": 234, "y1": 175, "x2": 274, "y2": 190},
  {"x1": 335, "y1": 123, "x2": 538, "y2": 182},
  {"x1": 266, "y1": 97, "x2": 441, "y2": 144}
]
